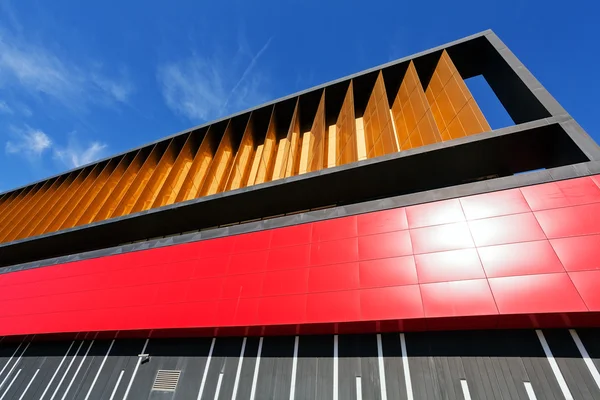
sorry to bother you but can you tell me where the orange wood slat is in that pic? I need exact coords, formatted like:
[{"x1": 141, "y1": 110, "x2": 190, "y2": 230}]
[
  {"x1": 0, "y1": 183, "x2": 43, "y2": 240},
  {"x1": 251, "y1": 107, "x2": 279, "y2": 185},
  {"x1": 0, "y1": 187, "x2": 32, "y2": 229},
  {"x1": 391, "y1": 61, "x2": 442, "y2": 150},
  {"x1": 25, "y1": 168, "x2": 90, "y2": 238},
  {"x1": 93, "y1": 149, "x2": 148, "y2": 222},
  {"x1": 74, "y1": 153, "x2": 133, "y2": 227},
  {"x1": 0, "y1": 180, "x2": 55, "y2": 242},
  {"x1": 40, "y1": 165, "x2": 99, "y2": 235},
  {"x1": 0, "y1": 191, "x2": 21, "y2": 225},
  {"x1": 175, "y1": 127, "x2": 218, "y2": 203},
  {"x1": 363, "y1": 71, "x2": 397, "y2": 158},
  {"x1": 426, "y1": 50, "x2": 491, "y2": 141},
  {"x1": 60, "y1": 158, "x2": 119, "y2": 230},
  {"x1": 283, "y1": 100, "x2": 301, "y2": 178},
  {"x1": 266, "y1": 102, "x2": 297, "y2": 183},
  {"x1": 225, "y1": 115, "x2": 256, "y2": 191},
  {"x1": 299, "y1": 91, "x2": 326, "y2": 174},
  {"x1": 111, "y1": 144, "x2": 165, "y2": 218},
  {"x1": 6, "y1": 175, "x2": 69, "y2": 242},
  {"x1": 130, "y1": 138, "x2": 182, "y2": 213},
  {"x1": 334, "y1": 81, "x2": 358, "y2": 166},
  {"x1": 199, "y1": 121, "x2": 237, "y2": 196},
  {"x1": 152, "y1": 131, "x2": 202, "y2": 208}
]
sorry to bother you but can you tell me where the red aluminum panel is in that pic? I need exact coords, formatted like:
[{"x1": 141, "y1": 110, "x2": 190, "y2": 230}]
[{"x1": 0, "y1": 174, "x2": 599, "y2": 338}]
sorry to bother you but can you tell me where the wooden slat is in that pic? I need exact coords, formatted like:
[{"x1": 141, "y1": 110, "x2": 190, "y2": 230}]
[
  {"x1": 0, "y1": 180, "x2": 54, "y2": 242},
  {"x1": 390, "y1": 61, "x2": 441, "y2": 150},
  {"x1": 0, "y1": 183, "x2": 41, "y2": 240},
  {"x1": 334, "y1": 81, "x2": 358, "y2": 166},
  {"x1": 283, "y1": 100, "x2": 301, "y2": 178},
  {"x1": 93, "y1": 149, "x2": 148, "y2": 222},
  {"x1": 6, "y1": 176, "x2": 68, "y2": 242},
  {"x1": 299, "y1": 91, "x2": 326, "y2": 174},
  {"x1": 426, "y1": 50, "x2": 491, "y2": 141},
  {"x1": 199, "y1": 121, "x2": 237, "y2": 196},
  {"x1": 272, "y1": 100, "x2": 299, "y2": 181},
  {"x1": 60, "y1": 158, "x2": 119, "y2": 230},
  {"x1": 152, "y1": 130, "x2": 203, "y2": 208},
  {"x1": 130, "y1": 138, "x2": 182, "y2": 213},
  {"x1": 225, "y1": 115, "x2": 256, "y2": 191},
  {"x1": 26, "y1": 168, "x2": 90, "y2": 238},
  {"x1": 44, "y1": 163, "x2": 103, "y2": 233},
  {"x1": 252, "y1": 107, "x2": 279, "y2": 185},
  {"x1": 174, "y1": 127, "x2": 218, "y2": 203},
  {"x1": 0, "y1": 191, "x2": 21, "y2": 225},
  {"x1": 74, "y1": 153, "x2": 133, "y2": 227},
  {"x1": 362, "y1": 71, "x2": 397, "y2": 158},
  {"x1": 111, "y1": 144, "x2": 165, "y2": 218}
]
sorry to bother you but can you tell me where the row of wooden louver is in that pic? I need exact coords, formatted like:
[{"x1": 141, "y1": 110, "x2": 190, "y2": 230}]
[{"x1": 0, "y1": 50, "x2": 491, "y2": 244}]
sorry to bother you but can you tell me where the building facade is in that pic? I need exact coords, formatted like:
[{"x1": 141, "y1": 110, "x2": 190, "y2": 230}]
[{"x1": 0, "y1": 30, "x2": 600, "y2": 399}]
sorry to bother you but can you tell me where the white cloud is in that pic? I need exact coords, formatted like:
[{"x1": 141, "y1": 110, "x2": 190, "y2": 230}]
[
  {"x1": 0, "y1": 100, "x2": 13, "y2": 114},
  {"x1": 54, "y1": 139, "x2": 107, "y2": 168},
  {"x1": 157, "y1": 37, "x2": 272, "y2": 122},
  {"x1": 92, "y1": 73, "x2": 134, "y2": 103},
  {"x1": 0, "y1": 29, "x2": 134, "y2": 110},
  {"x1": 5, "y1": 125, "x2": 107, "y2": 168},
  {"x1": 5, "y1": 126, "x2": 52, "y2": 157}
]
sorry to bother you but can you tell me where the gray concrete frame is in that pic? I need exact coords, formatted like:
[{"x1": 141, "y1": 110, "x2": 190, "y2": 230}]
[{"x1": 1, "y1": 29, "x2": 599, "y2": 272}]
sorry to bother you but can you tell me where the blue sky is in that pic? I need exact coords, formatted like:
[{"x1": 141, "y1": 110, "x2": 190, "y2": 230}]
[{"x1": 0, "y1": 0, "x2": 598, "y2": 191}]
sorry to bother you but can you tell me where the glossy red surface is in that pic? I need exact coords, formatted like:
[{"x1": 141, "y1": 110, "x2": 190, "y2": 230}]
[{"x1": 1, "y1": 174, "x2": 600, "y2": 337}]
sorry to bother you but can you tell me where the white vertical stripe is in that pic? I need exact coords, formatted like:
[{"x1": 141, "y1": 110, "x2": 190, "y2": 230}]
[
  {"x1": 524, "y1": 382, "x2": 538, "y2": 400},
  {"x1": 536, "y1": 330, "x2": 573, "y2": 400},
  {"x1": 249, "y1": 337, "x2": 263, "y2": 400},
  {"x1": 49, "y1": 340, "x2": 84, "y2": 400},
  {"x1": 0, "y1": 342, "x2": 29, "y2": 391},
  {"x1": 0, "y1": 369, "x2": 20, "y2": 400},
  {"x1": 18, "y1": 369, "x2": 39, "y2": 400},
  {"x1": 231, "y1": 337, "x2": 247, "y2": 400},
  {"x1": 333, "y1": 335, "x2": 338, "y2": 400},
  {"x1": 399, "y1": 333, "x2": 413, "y2": 400},
  {"x1": 389, "y1": 110, "x2": 401, "y2": 150},
  {"x1": 289, "y1": 336, "x2": 299, "y2": 400},
  {"x1": 460, "y1": 379, "x2": 472, "y2": 400},
  {"x1": 197, "y1": 338, "x2": 216, "y2": 400},
  {"x1": 214, "y1": 372, "x2": 224, "y2": 400},
  {"x1": 61, "y1": 340, "x2": 94, "y2": 400},
  {"x1": 39, "y1": 341, "x2": 75, "y2": 400},
  {"x1": 376, "y1": 334, "x2": 388, "y2": 400},
  {"x1": 569, "y1": 329, "x2": 600, "y2": 391},
  {"x1": 84, "y1": 339, "x2": 115, "y2": 400},
  {"x1": 0, "y1": 341, "x2": 22, "y2": 379},
  {"x1": 355, "y1": 377, "x2": 363, "y2": 400},
  {"x1": 121, "y1": 338, "x2": 149, "y2": 400},
  {"x1": 108, "y1": 370, "x2": 124, "y2": 400}
]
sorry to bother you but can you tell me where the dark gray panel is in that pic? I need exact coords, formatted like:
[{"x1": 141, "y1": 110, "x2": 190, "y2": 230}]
[
  {"x1": 62, "y1": 340, "x2": 113, "y2": 400},
  {"x1": 338, "y1": 334, "x2": 382, "y2": 400},
  {"x1": 27, "y1": 340, "x2": 80, "y2": 400},
  {"x1": 45, "y1": 340, "x2": 94, "y2": 400},
  {"x1": 543, "y1": 329, "x2": 600, "y2": 400},
  {"x1": 170, "y1": 338, "x2": 214, "y2": 400},
  {"x1": 199, "y1": 337, "x2": 244, "y2": 400},
  {"x1": 380, "y1": 333, "x2": 408, "y2": 400},
  {"x1": 575, "y1": 328, "x2": 600, "y2": 380},
  {"x1": 405, "y1": 330, "x2": 567, "y2": 400},
  {"x1": 85, "y1": 339, "x2": 146, "y2": 400},
  {"x1": 255, "y1": 336, "x2": 295, "y2": 400},
  {"x1": 232, "y1": 336, "x2": 260, "y2": 400},
  {"x1": 295, "y1": 335, "x2": 334, "y2": 400},
  {"x1": 3, "y1": 340, "x2": 64, "y2": 400}
]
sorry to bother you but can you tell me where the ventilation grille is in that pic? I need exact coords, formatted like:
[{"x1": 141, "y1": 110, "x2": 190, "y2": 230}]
[{"x1": 152, "y1": 370, "x2": 181, "y2": 392}]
